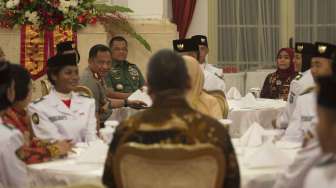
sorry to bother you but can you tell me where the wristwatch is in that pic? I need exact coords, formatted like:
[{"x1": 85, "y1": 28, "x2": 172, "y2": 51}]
[{"x1": 124, "y1": 99, "x2": 128, "y2": 107}]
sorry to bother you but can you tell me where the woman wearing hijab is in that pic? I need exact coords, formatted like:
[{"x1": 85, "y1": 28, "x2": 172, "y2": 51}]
[
  {"x1": 102, "y1": 50, "x2": 240, "y2": 188},
  {"x1": 260, "y1": 48, "x2": 296, "y2": 100},
  {"x1": 183, "y1": 55, "x2": 223, "y2": 119},
  {"x1": 3, "y1": 64, "x2": 72, "y2": 164}
]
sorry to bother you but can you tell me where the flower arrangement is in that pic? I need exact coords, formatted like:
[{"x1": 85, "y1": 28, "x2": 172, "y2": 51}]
[{"x1": 0, "y1": 0, "x2": 151, "y2": 51}]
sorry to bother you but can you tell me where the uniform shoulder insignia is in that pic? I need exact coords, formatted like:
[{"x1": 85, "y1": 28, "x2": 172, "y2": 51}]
[
  {"x1": 317, "y1": 155, "x2": 336, "y2": 167},
  {"x1": 302, "y1": 130, "x2": 314, "y2": 148},
  {"x1": 31, "y1": 113, "x2": 39, "y2": 125},
  {"x1": 127, "y1": 61, "x2": 135, "y2": 65},
  {"x1": 78, "y1": 93, "x2": 91, "y2": 98},
  {"x1": 295, "y1": 73, "x2": 303, "y2": 80},
  {"x1": 300, "y1": 86, "x2": 315, "y2": 96},
  {"x1": 33, "y1": 97, "x2": 45, "y2": 104},
  {"x1": 2, "y1": 123, "x2": 14, "y2": 130},
  {"x1": 93, "y1": 72, "x2": 100, "y2": 80}
]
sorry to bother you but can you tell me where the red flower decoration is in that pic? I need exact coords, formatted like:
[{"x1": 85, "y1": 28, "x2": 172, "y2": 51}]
[
  {"x1": 89, "y1": 17, "x2": 97, "y2": 24},
  {"x1": 77, "y1": 15, "x2": 86, "y2": 24}
]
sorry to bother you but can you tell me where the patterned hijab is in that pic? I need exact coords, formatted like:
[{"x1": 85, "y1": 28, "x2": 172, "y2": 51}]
[{"x1": 276, "y1": 48, "x2": 296, "y2": 80}]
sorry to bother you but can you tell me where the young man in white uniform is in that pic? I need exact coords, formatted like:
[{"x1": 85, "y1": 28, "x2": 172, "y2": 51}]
[
  {"x1": 191, "y1": 35, "x2": 226, "y2": 92},
  {"x1": 274, "y1": 42, "x2": 336, "y2": 188},
  {"x1": 303, "y1": 76, "x2": 336, "y2": 188}
]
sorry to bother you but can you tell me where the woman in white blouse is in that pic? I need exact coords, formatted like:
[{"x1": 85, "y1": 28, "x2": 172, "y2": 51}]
[{"x1": 28, "y1": 51, "x2": 97, "y2": 143}]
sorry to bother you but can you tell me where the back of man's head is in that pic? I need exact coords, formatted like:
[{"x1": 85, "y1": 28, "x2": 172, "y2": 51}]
[{"x1": 147, "y1": 49, "x2": 190, "y2": 93}]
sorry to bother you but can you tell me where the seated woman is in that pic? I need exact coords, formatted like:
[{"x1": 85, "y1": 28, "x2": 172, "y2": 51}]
[
  {"x1": 0, "y1": 60, "x2": 28, "y2": 188},
  {"x1": 260, "y1": 48, "x2": 296, "y2": 100},
  {"x1": 102, "y1": 49, "x2": 240, "y2": 188},
  {"x1": 3, "y1": 64, "x2": 72, "y2": 164},
  {"x1": 183, "y1": 55, "x2": 223, "y2": 119},
  {"x1": 304, "y1": 76, "x2": 336, "y2": 188},
  {"x1": 28, "y1": 53, "x2": 97, "y2": 143}
]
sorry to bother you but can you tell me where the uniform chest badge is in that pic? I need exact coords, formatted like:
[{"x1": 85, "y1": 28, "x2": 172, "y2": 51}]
[
  {"x1": 128, "y1": 66, "x2": 139, "y2": 78},
  {"x1": 93, "y1": 72, "x2": 99, "y2": 80},
  {"x1": 276, "y1": 80, "x2": 282, "y2": 85},
  {"x1": 32, "y1": 113, "x2": 39, "y2": 125},
  {"x1": 116, "y1": 84, "x2": 124, "y2": 90},
  {"x1": 110, "y1": 69, "x2": 121, "y2": 79}
]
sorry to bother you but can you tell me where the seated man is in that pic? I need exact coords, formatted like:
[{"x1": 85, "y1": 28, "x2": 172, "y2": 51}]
[
  {"x1": 273, "y1": 42, "x2": 336, "y2": 188},
  {"x1": 105, "y1": 36, "x2": 145, "y2": 99},
  {"x1": 173, "y1": 38, "x2": 226, "y2": 92},
  {"x1": 102, "y1": 49, "x2": 240, "y2": 188},
  {"x1": 282, "y1": 42, "x2": 336, "y2": 142},
  {"x1": 80, "y1": 44, "x2": 146, "y2": 126},
  {"x1": 303, "y1": 75, "x2": 336, "y2": 188},
  {"x1": 191, "y1": 35, "x2": 224, "y2": 77}
]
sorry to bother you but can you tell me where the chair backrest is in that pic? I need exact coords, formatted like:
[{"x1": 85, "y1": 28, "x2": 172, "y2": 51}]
[
  {"x1": 40, "y1": 80, "x2": 51, "y2": 96},
  {"x1": 205, "y1": 90, "x2": 229, "y2": 118},
  {"x1": 114, "y1": 143, "x2": 225, "y2": 188},
  {"x1": 73, "y1": 85, "x2": 93, "y2": 98}
]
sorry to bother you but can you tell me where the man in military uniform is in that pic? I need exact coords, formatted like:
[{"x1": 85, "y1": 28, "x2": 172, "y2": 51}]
[
  {"x1": 303, "y1": 76, "x2": 336, "y2": 188},
  {"x1": 105, "y1": 36, "x2": 145, "y2": 99},
  {"x1": 102, "y1": 49, "x2": 240, "y2": 188},
  {"x1": 173, "y1": 38, "x2": 226, "y2": 92},
  {"x1": 80, "y1": 44, "x2": 146, "y2": 126},
  {"x1": 276, "y1": 42, "x2": 315, "y2": 129},
  {"x1": 274, "y1": 42, "x2": 336, "y2": 188}
]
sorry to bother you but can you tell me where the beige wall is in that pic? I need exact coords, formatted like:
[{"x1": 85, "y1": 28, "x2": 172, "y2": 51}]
[{"x1": 186, "y1": 0, "x2": 208, "y2": 37}]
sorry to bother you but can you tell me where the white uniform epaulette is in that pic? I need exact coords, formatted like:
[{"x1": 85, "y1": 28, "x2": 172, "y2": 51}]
[
  {"x1": 78, "y1": 93, "x2": 91, "y2": 98},
  {"x1": 295, "y1": 73, "x2": 303, "y2": 80},
  {"x1": 33, "y1": 97, "x2": 45, "y2": 104},
  {"x1": 316, "y1": 155, "x2": 336, "y2": 167},
  {"x1": 300, "y1": 86, "x2": 315, "y2": 96}
]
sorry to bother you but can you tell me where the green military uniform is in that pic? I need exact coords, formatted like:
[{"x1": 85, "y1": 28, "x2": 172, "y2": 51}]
[
  {"x1": 105, "y1": 60, "x2": 145, "y2": 93},
  {"x1": 80, "y1": 67, "x2": 112, "y2": 122}
]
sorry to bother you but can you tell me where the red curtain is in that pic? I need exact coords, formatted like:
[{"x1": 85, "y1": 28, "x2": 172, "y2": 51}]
[{"x1": 172, "y1": 0, "x2": 197, "y2": 39}]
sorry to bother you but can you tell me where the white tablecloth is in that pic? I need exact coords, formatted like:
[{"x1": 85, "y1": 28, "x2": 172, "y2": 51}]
[
  {"x1": 234, "y1": 142, "x2": 298, "y2": 188},
  {"x1": 28, "y1": 140, "x2": 298, "y2": 188},
  {"x1": 228, "y1": 98, "x2": 286, "y2": 137}
]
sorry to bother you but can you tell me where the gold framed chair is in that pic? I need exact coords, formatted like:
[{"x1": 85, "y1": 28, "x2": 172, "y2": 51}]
[
  {"x1": 205, "y1": 90, "x2": 229, "y2": 118},
  {"x1": 73, "y1": 85, "x2": 93, "y2": 98},
  {"x1": 113, "y1": 143, "x2": 225, "y2": 188},
  {"x1": 40, "y1": 79, "x2": 51, "y2": 96}
]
